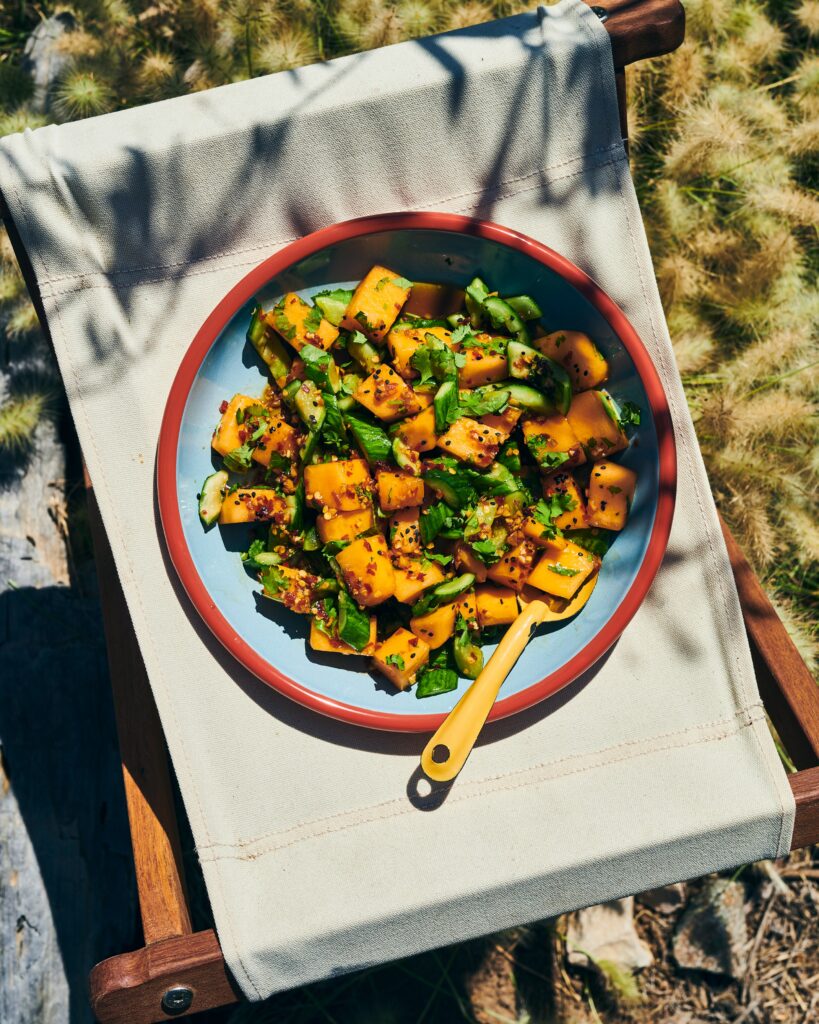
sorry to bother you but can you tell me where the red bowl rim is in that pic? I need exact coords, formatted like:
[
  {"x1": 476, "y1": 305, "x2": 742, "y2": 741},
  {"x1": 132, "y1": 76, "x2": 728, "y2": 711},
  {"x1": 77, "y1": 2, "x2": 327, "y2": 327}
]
[{"x1": 156, "y1": 211, "x2": 677, "y2": 733}]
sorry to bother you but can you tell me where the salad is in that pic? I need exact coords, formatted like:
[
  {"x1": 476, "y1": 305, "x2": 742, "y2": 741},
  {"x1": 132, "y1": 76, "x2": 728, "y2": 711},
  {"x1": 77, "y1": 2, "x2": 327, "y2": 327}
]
[{"x1": 198, "y1": 265, "x2": 640, "y2": 698}]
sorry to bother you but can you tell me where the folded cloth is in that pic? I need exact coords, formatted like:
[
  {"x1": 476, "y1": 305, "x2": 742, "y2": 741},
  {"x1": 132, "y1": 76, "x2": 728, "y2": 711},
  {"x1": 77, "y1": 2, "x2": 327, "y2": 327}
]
[{"x1": 0, "y1": 0, "x2": 794, "y2": 1001}]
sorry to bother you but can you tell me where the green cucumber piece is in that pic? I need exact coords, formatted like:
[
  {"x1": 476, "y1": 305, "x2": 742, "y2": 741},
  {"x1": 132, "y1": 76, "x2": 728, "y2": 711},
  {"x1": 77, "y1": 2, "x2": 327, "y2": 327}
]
[
  {"x1": 337, "y1": 393, "x2": 357, "y2": 412},
  {"x1": 337, "y1": 589, "x2": 372, "y2": 651},
  {"x1": 465, "y1": 277, "x2": 489, "y2": 328},
  {"x1": 416, "y1": 666, "x2": 459, "y2": 698},
  {"x1": 286, "y1": 481, "x2": 305, "y2": 532},
  {"x1": 301, "y1": 343, "x2": 341, "y2": 393},
  {"x1": 433, "y1": 379, "x2": 458, "y2": 434},
  {"x1": 419, "y1": 501, "x2": 453, "y2": 545},
  {"x1": 411, "y1": 573, "x2": 476, "y2": 617},
  {"x1": 281, "y1": 379, "x2": 301, "y2": 409},
  {"x1": 313, "y1": 288, "x2": 354, "y2": 327},
  {"x1": 505, "y1": 295, "x2": 543, "y2": 321},
  {"x1": 447, "y1": 312, "x2": 469, "y2": 329},
  {"x1": 392, "y1": 435, "x2": 420, "y2": 475},
  {"x1": 507, "y1": 341, "x2": 571, "y2": 415},
  {"x1": 294, "y1": 380, "x2": 326, "y2": 432},
  {"x1": 482, "y1": 295, "x2": 530, "y2": 343},
  {"x1": 471, "y1": 462, "x2": 518, "y2": 497},
  {"x1": 346, "y1": 330, "x2": 381, "y2": 373},
  {"x1": 497, "y1": 437, "x2": 522, "y2": 473},
  {"x1": 344, "y1": 413, "x2": 392, "y2": 466},
  {"x1": 431, "y1": 573, "x2": 475, "y2": 603},
  {"x1": 599, "y1": 390, "x2": 621, "y2": 425},
  {"x1": 246, "y1": 305, "x2": 292, "y2": 385},
  {"x1": 422, "y1": 465, "x2": 477, "y2": 509},
  {"x1": 495, "y1": 381, "x2": 555, "y2": 415},
  {"x1": 453, "y1": 619, "x2": 483, "y2": 679},
  {"x1": 300, "y1": 429, "x2": 321, "y2": 464},
  {"x1": 313, "y1": 577, "x2": 339, "y2": 596},
  {"x1": 198, "y1": 470, "x2": 229, "y2": 525}
]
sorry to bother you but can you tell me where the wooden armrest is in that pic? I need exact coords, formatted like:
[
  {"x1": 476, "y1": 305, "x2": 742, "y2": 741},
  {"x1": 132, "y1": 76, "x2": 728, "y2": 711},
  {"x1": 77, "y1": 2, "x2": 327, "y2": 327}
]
[{"x1": 585, "y1": 0, "x2": 685, "y2": 67}]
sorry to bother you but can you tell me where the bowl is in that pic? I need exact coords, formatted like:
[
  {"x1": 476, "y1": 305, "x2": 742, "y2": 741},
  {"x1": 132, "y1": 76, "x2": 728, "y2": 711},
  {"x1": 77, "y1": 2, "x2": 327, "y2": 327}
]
[{"x1": 156, "y1": 212, "x2": 676, "y2": 731}]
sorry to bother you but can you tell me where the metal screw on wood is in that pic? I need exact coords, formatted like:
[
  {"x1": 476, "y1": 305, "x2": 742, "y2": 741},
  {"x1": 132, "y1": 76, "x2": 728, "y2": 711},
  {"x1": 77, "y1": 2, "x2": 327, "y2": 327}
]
[{"x1": 161, "y1": 987, "x2": 194, "y2": 1015}]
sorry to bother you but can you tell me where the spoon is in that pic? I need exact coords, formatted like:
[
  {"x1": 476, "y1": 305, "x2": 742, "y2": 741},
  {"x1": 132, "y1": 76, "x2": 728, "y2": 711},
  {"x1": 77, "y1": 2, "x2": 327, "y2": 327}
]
[{"x1": 420, "y1": 572, "x2": 600, "y2": 783}]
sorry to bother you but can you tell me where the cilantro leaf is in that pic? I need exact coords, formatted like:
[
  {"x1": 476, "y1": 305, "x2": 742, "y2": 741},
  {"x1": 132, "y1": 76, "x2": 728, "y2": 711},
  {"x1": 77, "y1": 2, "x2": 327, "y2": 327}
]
[
  {"x1": 452, "y1": 387, "x2": 509, "y2": 422},
  {"x1": 469, "y1": 539, "x2": 501, "y2": 565},
  {"x1": 385, "y1": 652, "x2": 406, "y2": 671},
  {"x1": 391, "y1": 276, "x2": 412, "y2": 290},
  {"x1": 303, "y1": 305, "x2": 323, "y2": 334},
  {"x1": 533, "y1": 492, "x2": 576, "y2": 540},
  {"x1": 526, "y1": 435, "x2": 571, "y2": 471},
  {"x1": 618, "y1": 401, "x2": 642, "y2": 428}
]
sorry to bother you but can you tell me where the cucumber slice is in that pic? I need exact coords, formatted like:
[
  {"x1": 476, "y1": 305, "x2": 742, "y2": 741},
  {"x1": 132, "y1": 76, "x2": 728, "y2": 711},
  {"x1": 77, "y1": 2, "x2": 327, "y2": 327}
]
[
  {"x1": 198, "y1": 470, "x2": 228, "y2": 526},
  {"x1": 301, "y1": 343, "x2": 341, "y2": 394},
  {"x1": 432, "y1": 573, "x2": 476, "y2": 603},
  {"x1": 446, "y1": 312, "x2": 469, "y2": 329},
  {"x1": 281, "y1": 379, "x2": 300, "y2": 408},
  {"x1": 337, "y1": 589, "x2": 372, "y2": 651},
  {"x1": 313, "y1": 288, "x2": 354, "y2": 327},
  {"x1": 482, "y1": 296, "x2": 530, "y2": 343},
  {"x1": 294, "y1": 380, "x2": 326, "y2": 431},
  {"x1": 497, "y1": 437, "x2": 521, "y2": 473},
  {"x1": 433, "y1": 379, "x2": 458, "y2": 434},
  {"x1": 411, "y1": 572, "x2": 476, "y2": 617},
  {"x1": 416, "y1": 667, "x2": 459, "y2": 698},
  {"x1": 496, "y1": 381, "x2": 555, "y2": 416},
  {"x1": 300, "y1": 429, "x2": 321, "y2": 465},
  {"x1": 422, "y1": 465, "x2": 477, "y2": 509},
  {"x1": 286, "y1": 481, "x2": 305, "y2": 532},
  {"x1": 506, "y1": 343, "x2": 572, "y2": 416},
  {"x1": 453, "y1": 620, "x2": 483, "y2": 679},
  {"x1": 472, "y1": 462, "x2": 518, "y2": 497},
  {"x1": 344, "y1": 414, "x2": 392, "y2": 466},
  {"x1": 346, "y1": 330, "x2": 381, "y2": 373},
  {"x1": 465, "y1": 277, "x2": 489, "y2": 328},
  {"x1": 392, "y1": 436, "x2": 421, "y2": 475},
  {"x1": 246, "y1": 305, "x2": 292, "y2": 386},
  {"x1": 505, "y1": 295, "x2": 543, "y2": 321}
]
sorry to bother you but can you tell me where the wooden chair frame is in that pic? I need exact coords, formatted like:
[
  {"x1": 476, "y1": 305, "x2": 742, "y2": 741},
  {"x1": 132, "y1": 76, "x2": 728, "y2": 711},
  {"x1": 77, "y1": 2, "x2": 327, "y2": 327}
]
[{"x1": 3, "y1": 3, "x2": 818, "y2": 1020}]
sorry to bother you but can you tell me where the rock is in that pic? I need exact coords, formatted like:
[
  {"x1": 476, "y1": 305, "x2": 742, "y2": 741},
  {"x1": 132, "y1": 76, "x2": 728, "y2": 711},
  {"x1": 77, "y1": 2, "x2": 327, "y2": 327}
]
[
  {"x1": 673, "y1": 878, "x2": 748, "y2": 979},
  {"x1": 636, "y1": 882, "x2": 687, "y2": 915},
  {"x1": 21, "y1": 12, "x2": 77, "y2": 113},
  {"x1": 566, "y1": 897, "x2": 653, "y2": 973}
]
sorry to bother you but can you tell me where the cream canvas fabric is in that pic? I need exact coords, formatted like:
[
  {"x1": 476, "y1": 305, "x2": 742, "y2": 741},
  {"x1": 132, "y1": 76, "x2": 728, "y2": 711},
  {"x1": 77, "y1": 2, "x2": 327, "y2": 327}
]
[{"x1": 0, "y1": 0, "x2": 794, "y2": 1001}]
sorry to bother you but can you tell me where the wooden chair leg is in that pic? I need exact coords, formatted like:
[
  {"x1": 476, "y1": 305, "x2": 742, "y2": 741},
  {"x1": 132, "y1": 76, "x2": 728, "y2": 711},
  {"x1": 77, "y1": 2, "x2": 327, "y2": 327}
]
[{"x1": 85, "y1": 476, "x2": 240, "y2": 1022}]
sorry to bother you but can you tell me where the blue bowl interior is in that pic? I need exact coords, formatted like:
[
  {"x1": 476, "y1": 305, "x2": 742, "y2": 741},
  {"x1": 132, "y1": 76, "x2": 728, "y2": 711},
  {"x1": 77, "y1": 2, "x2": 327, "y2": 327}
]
[{"x1": 176, "y1": 228, "x2": 659, "y2": 719}]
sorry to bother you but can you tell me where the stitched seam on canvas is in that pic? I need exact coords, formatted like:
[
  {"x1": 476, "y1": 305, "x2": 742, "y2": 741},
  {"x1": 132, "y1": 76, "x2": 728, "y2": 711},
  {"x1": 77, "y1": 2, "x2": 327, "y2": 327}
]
[
  {"x1": 197, "y1": 705, "x2": 766, "y2": 863},
  {"x1": 196, "y1": 703, "x2": 765, "y2": 858},
  {"x1": 37, "y1": 142, "x2": 622, "y2": 288},
  {"x1": 612, "y1": 155, "x2": 791, "y2": 852},
  {"x1": 38, "y1": 151, "x2": 624, "y2": 299}
]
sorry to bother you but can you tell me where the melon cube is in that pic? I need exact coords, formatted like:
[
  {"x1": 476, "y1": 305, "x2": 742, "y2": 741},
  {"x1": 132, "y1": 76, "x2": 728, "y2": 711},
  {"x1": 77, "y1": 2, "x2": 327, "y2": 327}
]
[
  {"x1": 266, "y1": 293, "x2": 338, "y2": 351},
  {"x1": 522, "y1": 415, "x2": 585, "y2": 471},
  {"x1": 335, "y1": 534, "x2": 395, "y2": 606},
  {"x1": 534, "y1": 330, "x2": 608, "y2": 390},
  {"x1": 341, "y1": 266, "x2": 412, "y2": 344},
  {"x1": 354, "y1": 365, "x2": 422, "y2": 422},
  {"x1": 372, "y1": 627, "x2": 430, "y2": 690},
  {"x1": 527, "y1": 539, "x2": 599, "y2": 600},
  {"x1": 567, "y1": 391, "x2": 628, "y2": 459},
  {"x1": 586, "y1": 460, "x2": 637, "y2": 531}
]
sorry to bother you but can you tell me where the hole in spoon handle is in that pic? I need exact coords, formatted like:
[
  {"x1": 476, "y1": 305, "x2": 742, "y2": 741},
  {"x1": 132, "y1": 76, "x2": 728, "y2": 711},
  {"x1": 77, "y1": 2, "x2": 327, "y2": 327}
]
[{"x1": 431, "y1": 744, "x2": 450, "y2": 765}]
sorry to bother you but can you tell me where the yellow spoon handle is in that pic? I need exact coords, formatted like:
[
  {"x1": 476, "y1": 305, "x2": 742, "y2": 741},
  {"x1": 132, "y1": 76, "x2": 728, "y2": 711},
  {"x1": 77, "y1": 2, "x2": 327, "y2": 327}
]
[{"x1": 420, "y1": 600, "x2": 548, "y2": 783}]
